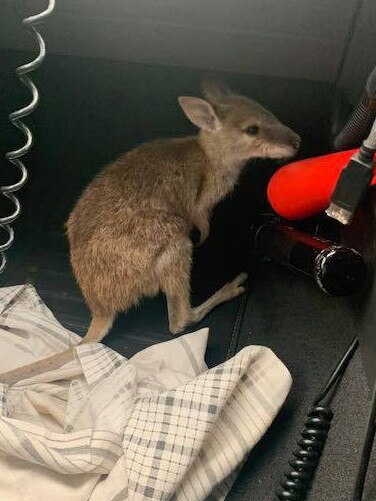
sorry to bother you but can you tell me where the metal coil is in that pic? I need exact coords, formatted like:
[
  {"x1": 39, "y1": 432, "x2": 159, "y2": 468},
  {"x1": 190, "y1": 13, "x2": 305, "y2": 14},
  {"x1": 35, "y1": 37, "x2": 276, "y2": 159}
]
[{"x1": 0, "y1": 0, "x2": 56, "y2": 273}]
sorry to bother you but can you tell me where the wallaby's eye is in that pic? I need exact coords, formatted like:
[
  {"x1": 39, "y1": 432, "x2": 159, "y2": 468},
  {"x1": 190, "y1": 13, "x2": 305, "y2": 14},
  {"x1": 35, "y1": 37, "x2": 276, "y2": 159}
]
[{"x1": 245, "y1": 125, "x2": 259, "y2": 135}]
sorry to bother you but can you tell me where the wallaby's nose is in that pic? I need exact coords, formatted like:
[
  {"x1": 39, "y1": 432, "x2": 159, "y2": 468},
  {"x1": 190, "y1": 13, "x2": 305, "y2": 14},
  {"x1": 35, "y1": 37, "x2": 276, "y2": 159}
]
[{"x1": 291, "y1": 136, "x2": 301, "y2": 150}]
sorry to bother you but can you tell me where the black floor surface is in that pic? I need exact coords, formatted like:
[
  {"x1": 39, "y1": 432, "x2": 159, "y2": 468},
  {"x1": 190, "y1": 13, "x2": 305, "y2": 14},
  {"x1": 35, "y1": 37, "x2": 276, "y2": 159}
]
[{"x1": 227, "y1": 261, "x2": 376, "y2": 501}]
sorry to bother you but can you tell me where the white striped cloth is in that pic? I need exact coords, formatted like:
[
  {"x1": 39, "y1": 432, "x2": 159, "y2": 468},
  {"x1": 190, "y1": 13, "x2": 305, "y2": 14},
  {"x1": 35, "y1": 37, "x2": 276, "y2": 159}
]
[{"x1": 0, "y1": 284, "x2": 292, "y2": 500}]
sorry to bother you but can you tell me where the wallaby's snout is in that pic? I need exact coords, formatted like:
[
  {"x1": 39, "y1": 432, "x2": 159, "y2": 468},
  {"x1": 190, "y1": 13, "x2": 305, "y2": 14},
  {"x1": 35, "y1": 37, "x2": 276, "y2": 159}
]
[{"x1": 261, "y1": 122, "x2": 301, "y2": 159}]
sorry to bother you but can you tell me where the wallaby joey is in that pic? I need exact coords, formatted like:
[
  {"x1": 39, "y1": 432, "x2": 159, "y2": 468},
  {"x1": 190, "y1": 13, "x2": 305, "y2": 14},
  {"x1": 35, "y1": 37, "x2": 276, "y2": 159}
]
[{"x1": 1, "y1": 81, "x2": 300, "y2": 384}]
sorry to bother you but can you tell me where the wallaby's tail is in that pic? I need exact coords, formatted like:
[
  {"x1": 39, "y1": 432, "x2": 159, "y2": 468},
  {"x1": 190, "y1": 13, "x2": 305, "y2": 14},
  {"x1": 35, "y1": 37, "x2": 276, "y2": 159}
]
[{"x1": 0, "y1": 315, "x2": 114, "y2": 386}]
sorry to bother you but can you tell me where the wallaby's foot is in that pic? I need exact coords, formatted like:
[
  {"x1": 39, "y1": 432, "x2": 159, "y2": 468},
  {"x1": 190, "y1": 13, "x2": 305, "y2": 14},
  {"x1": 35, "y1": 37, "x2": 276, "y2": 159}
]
[
  {"x1": 218, "y1": 272, "x2": 248, "y2": 301},
  {"x1": 165, "y1": 272, "x2": 248, "y2": 336},
  {"x1": 189, "y1": 272, "x2": 248, "y2": 326}
]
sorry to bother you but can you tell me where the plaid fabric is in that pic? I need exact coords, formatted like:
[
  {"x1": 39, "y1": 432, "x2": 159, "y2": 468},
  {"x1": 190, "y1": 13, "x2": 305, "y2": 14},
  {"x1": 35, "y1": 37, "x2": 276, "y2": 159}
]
[{"x1": 0, "y1": 285, "x2": 292, "y2": 500}]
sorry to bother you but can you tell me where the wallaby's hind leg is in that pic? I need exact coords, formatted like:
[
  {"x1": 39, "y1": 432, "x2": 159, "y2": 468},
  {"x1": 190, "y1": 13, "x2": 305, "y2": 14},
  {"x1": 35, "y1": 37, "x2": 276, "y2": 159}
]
[
  {"x1": 0, "y1": 314, "x2": 115, "y2": 385},
  {"x1": 158, "y1": 240, "x2": 193, "y2": 335},
  {"x1": 158, "y1": 241, "x2": 248, "y2": 334}
]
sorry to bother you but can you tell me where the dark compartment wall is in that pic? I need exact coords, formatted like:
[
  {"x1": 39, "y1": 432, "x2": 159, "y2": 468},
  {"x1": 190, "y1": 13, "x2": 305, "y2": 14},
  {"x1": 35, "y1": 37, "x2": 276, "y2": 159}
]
[{"x1": 0, "y1": 48, "x2": 334, "y2": 243}]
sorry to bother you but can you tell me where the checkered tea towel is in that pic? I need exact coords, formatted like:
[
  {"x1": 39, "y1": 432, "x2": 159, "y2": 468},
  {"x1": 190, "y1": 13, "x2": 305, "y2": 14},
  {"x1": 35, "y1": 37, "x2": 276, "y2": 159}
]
[{"x1": 0, "y1": 284, "x2": 292, "y2": 500}]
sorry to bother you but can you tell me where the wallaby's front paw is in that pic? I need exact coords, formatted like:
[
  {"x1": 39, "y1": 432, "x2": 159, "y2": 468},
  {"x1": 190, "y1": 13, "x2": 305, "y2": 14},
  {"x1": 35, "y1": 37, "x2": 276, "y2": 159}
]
[
  {"x1": 192, "y1": 214, "x2": 210, "y2": 246},
  {"x1": 198, "y1": 229, "x2": 209, "y2": 246},
  {"x1": 197, "y1": 221, "x2": 209, "y2": 246}
]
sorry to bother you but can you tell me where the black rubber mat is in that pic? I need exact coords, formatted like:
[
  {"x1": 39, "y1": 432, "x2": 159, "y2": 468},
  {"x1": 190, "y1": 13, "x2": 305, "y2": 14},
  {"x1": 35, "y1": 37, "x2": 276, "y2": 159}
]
[{"x1": 227, "y1": 261, "x2": 375, "y2": 500}]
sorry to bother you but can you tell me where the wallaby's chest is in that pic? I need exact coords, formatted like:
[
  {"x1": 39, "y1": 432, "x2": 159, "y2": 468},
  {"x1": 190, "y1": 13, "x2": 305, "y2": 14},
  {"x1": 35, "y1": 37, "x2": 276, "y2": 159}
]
[{"x1": 197, "y1": 170, "x2": 239, "y2": 212}]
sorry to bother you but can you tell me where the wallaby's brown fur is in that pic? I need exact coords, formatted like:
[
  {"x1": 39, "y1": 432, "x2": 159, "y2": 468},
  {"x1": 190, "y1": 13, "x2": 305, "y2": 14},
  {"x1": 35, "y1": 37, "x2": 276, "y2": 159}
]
[{"x1": 1, "y1": 82, "x2": 300, "y2": 384}]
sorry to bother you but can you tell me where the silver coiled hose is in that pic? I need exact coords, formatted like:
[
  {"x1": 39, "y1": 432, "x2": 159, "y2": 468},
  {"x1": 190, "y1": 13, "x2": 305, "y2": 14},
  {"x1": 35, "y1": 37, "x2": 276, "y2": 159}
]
[{"x1": 0, "y1": 0, "x2": 56, "y2": 274}]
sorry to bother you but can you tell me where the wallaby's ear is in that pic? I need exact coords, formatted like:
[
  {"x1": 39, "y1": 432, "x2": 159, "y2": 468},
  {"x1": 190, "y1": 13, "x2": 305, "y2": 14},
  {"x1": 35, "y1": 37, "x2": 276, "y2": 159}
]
[
  {"x1": 178, "y1": 96, "x2": 221, "y2": 132},
  {"x1": 201, "y1": 79, "x2": 233, "y2": 105}
]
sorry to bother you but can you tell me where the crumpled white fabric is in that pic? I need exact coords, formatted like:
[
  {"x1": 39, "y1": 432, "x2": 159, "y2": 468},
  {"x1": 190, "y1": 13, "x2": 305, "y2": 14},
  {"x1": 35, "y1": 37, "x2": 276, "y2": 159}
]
[{"x1": 0, "y1": 285, "x2": 292, "y2": 500}]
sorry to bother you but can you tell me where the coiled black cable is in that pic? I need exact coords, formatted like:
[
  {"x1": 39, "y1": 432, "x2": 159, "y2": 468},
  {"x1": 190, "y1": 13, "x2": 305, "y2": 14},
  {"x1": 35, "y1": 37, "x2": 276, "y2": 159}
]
[
  {"x1": 276, "y1": 406, "x2": 333, "y2": 500},
  {"x1": 276, "y1": 337, "x2": 359, "y2": 500}
]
